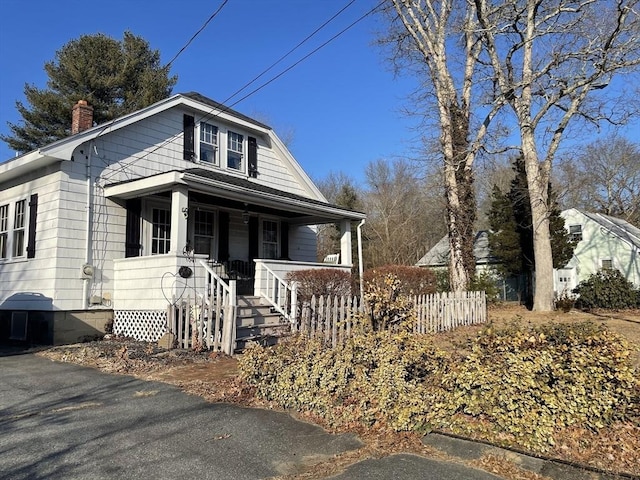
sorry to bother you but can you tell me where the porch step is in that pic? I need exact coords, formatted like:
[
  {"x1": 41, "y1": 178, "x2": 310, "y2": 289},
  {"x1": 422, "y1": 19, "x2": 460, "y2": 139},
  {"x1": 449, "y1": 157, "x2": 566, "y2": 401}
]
[{"x1": 234, "y1": 295, "x2": 292, "y2": 353}]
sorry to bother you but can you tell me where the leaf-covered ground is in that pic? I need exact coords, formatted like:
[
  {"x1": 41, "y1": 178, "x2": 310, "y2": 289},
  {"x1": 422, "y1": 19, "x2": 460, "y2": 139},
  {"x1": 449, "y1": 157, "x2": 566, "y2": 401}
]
[{"x1": 37, "y1": 305, "x2": 640, "y2": 479}]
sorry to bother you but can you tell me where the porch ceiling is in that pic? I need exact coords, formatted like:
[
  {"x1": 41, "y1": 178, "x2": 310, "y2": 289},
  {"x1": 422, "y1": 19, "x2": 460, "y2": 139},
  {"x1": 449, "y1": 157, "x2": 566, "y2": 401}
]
[{"x1": 104, "y1": 168, "x2": 365, "y2": 225}]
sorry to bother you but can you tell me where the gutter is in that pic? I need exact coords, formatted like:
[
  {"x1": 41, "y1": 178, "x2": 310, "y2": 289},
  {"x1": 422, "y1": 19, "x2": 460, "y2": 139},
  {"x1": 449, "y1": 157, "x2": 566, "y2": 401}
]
[{"x1": 82, "y1": 142, "x2": 94, "y2": 309}]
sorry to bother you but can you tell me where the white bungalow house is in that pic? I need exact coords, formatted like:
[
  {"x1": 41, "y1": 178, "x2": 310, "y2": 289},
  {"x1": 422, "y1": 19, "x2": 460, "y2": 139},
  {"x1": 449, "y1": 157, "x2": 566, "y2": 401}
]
[
  {"x1": 0, "y1": 93, "x2": 365, "y2": 347},
  {"x1": 555, "y1": 208, "x2": 640, "y2": 294},
  {"x1": 417, "y1": 210, "x2": 640, "y2": 302}
]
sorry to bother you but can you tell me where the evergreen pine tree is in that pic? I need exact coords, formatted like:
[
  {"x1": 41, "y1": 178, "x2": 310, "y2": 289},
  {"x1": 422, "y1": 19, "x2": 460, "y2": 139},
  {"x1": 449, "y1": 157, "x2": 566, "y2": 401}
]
[{"x1": 2, "y1": 32, "x2": 177, "y2": 153}]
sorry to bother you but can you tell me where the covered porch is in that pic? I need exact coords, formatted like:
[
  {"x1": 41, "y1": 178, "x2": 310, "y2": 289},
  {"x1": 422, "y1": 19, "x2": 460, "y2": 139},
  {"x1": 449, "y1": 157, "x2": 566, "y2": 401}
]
[{"x1": 104, "y1": 168, "x2": 365, "y2": 313}]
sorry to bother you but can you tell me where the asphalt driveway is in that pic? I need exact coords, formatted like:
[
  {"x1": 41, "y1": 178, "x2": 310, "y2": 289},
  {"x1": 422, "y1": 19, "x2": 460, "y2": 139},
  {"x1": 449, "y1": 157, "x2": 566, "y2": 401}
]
[{"x1": 0, "y1": 351, "x2": 502, "y2": 480}]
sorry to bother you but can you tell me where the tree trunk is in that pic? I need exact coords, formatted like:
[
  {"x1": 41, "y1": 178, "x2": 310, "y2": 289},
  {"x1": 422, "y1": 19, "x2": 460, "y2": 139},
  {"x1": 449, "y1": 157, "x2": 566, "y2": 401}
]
[{"x1": 521, "y1": 133, "x2": 555, "y2": 311}]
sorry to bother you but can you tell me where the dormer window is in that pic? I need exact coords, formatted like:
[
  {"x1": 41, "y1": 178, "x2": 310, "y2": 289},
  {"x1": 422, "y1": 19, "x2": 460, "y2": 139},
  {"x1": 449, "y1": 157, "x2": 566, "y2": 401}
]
[
  {"x1": 199, "y1": 122, "x2": 218, "y2": 164},
  {"x1": 227, "y1": 131, "x2": 244, "y2": 170}
]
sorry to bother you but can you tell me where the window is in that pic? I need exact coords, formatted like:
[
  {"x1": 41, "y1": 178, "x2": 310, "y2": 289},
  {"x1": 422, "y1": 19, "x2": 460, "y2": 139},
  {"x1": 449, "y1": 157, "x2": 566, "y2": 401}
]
[
  {"x1": 601, "y1": 259, "x2": 614, "y2": 270},
  {"x1": 199, "y1": 122, "x2": 218, "y2": 164},
  {"x1": 193, "y1": 210, "x2": 215, "y2": 256},
  {"x1": 262, "y1": 220, "x2": 278, "y2": 259},
  {"x1": 0, "y1": 204, "x2": 7, "y2": 259},
  {"x1": 151, "y1": 208, "x2": 171, "y2": 254},
  {"x1": 569, "y1": 224, "x2": 582, "y2": 242},
  {"x1": 12, "y1": 199, "x2": 26, "y2": 257},
  {"x1": 227, "y1": 131, "x2": 244, "y2": 170}
]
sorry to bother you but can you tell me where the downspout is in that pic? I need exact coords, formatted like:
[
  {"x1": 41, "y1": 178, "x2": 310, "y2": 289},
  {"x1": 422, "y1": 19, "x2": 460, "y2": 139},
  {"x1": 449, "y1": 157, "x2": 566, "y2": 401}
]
[
  {"x1": 357, "y1": 219, "x2": 365, "y2": 305},
  {"x1": 82, "y1": 141, "x2": 94, "y2": 309}
]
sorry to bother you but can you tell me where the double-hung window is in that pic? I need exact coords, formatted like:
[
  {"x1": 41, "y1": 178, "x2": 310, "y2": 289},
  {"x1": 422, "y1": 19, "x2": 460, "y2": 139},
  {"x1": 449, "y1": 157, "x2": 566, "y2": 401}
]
[
  {"x1": 262, "y1": 220, "x2": 278, "y2": 259},
  {"x1": 569, "y1": 225, "x2": 582, "y2": 242},
  {"x1": 12, "y1": 200, "x2": 26, "y2": 258},
  {"x1": 151, "y1": 207, "x2": 171, "y2": 254},
  {"x1": 227, "y1": 131, "x2": 244, "y2": 171},
  {"x1": 199, "y1": 122, "x2": 218, "y2": 164},
  {"x1": 193, "y1": 210, "x2": 215, "y2": 257},
  {"x1": 0, "y1": 204, "x2": 8, "y2": 258}
]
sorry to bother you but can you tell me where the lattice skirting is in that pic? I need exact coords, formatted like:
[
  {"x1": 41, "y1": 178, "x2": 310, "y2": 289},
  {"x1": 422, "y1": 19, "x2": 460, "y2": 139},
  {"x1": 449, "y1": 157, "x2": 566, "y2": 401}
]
[{"x1": 113, "y1": 310, "x2": 167, "y2": 342}]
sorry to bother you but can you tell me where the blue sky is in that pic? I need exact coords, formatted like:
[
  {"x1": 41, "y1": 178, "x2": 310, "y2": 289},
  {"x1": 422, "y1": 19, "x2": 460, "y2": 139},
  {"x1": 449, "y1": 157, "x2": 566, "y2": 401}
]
[
  {"x1": 1, "y1": 0, "x2": 638, "y2": 186},
  {"x1": 0, "y1": 0, "x2": 419, "y2": 183}
]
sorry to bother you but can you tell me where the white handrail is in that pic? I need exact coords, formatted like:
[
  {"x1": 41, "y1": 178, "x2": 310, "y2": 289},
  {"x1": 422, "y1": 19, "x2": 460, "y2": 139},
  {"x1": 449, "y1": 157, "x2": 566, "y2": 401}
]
[
  {"x1": 258, "y1": 262, "x2": 297, "y2": 325},
  {"x1": 199, "y1": 260, "x2": 237, "y2": 355}
]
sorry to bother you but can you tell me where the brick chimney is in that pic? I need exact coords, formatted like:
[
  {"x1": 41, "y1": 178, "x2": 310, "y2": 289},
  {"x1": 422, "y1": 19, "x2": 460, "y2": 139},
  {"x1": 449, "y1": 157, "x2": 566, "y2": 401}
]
[{"x1": 71, "y1": 100, "x2": 94, "y2": 134}]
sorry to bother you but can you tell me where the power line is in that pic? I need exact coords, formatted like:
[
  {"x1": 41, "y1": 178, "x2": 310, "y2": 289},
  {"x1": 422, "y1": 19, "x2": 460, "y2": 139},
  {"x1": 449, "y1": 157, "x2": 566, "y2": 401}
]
[
  {"x1": 222, "y1": 0, "x2": 358, "y2": 106},
  {"x1": 99, "y1": 1, "x2": 383, "y2": 184},
  {"x1": 164, "y1": 0, "x2": 229, "y2": 70}
]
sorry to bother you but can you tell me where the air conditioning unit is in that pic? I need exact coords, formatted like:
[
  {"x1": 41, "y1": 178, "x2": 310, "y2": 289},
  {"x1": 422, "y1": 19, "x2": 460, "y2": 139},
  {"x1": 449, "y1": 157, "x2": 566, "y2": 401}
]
[{"x1": 81, "y1": 264, "x2": 94, "y2": 279}]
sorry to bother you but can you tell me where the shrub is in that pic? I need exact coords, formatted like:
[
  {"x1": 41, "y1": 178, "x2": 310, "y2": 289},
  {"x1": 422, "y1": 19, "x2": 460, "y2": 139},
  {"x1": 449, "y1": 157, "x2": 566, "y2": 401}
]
[
  {"x1": 238, "y1": 321, "x2": 640, "y2": 452},
  {"x1": 469, "y1": 271, "x2": 501, "y2": 303},
  {"x1": 286, "y1": 268, "x2": 352, "y2": 303},
  {"x1": 364, "y1": 274, "x2": 416, "y2": 331},
  {"x1": 442, "y1": 322, "x2": 639, "y2": 450},
  {"x1": 573, "y1": 269, "x2": 638, "y2": 310},
  {"x1": 363, "y1": 265, "x2": 436, "y2": 296}
]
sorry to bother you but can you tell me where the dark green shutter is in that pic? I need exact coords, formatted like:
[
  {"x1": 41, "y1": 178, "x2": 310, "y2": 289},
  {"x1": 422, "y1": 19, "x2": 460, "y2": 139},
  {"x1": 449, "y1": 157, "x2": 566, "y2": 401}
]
[
  {"x1": 218, "y1": 211, "x2": 230, "y2": 262},
  {"x1": 26, "y1": 194, "x2": 38, "y2": 258},
  {"x1": 125, "y1": 199, "x2": 142, "y2": 257},
  {"x1": 248, "y1": 216, "x2": 259, "y2": 261},
  {"x1": 280, "y1": 221, "x2": 289, "y2": 260},
  {"x1": 248, "y1": 136, "x2": 258, "y2": 177},
  {"x1": 183, "y1": 114, "x2": 195, "y2": 160}
]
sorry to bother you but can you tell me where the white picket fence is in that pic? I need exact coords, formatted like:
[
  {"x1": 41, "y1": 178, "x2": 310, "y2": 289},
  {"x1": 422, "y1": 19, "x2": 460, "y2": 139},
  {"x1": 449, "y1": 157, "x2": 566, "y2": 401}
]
[{"x1": 298, "y1": 291, "x2": 487, "y2": 348}]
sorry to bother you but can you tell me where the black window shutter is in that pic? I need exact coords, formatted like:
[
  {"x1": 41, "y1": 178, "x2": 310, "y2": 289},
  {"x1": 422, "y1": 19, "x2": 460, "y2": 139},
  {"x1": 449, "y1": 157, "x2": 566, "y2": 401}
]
[
  {"x1": 280, "y1": 221, "x2": 289, "y2": 260},
  {"x1": 248, "y1": 136, "x2": 258, "y2": 177},
  {"x1": 248, "y1": 216, "x2": 259, "y2": 261},
  {"x1": 183, "y1": 114, "x2": 195, "y2": 161},
  {"x1": 26, "y1": 193, "x2": 38, "y2": 259},
  {"x1": 125, "y1": 199, "x2": 142, "y2": 257},
  {"x1": 218, "y1": 211, "x2": 230, "y2": 262}
]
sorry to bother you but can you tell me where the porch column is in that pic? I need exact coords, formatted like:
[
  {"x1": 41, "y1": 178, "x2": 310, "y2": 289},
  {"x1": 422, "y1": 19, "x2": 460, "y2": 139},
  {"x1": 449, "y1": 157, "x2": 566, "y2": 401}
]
[
  {"x1": 170, "y1": 186, "x2": 189, "y2": 255},
  {"x1": 339, "y1": 219, "x2": 352, "y2": 266}
]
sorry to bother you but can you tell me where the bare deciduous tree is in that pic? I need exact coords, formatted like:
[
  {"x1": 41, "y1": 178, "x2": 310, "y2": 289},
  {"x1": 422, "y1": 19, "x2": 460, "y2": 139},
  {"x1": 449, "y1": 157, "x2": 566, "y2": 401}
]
[
  {"x1": 475, "y1": 0, "x2": 640, "y2": 310},
  {"x1": 558, "y1": 135, "x2": 640, "y2": 226},
  {"x1": 362, "y1": 158, "x2": 446, "y2": 267},
  {"x1": 381, "y1": 0, "x2": 503, "y2": 291}
]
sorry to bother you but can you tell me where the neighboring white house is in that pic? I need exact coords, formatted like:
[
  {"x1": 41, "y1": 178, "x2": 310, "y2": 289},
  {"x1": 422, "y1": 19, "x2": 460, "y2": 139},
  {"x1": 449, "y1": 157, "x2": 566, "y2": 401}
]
[
  {"x1": 0, "y1": 93, "x2": 365, "y2": 345},
  {"x1": 556, "y1": 208, "x2": 640, "y2": 294},
  {"x1": 417, "y1": 209, "x2": 640, "y2": 300}
]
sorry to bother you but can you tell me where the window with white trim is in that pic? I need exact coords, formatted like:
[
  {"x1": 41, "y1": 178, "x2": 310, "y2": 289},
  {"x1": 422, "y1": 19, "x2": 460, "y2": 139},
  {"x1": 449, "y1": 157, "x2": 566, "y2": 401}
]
[
  {"x1": 199, "y1": 122, "x2": 218, "y2": 164},
  {"x1": 262, "y1": 220, "x2": 278, "y2": 259},
  {"x1": 227, "y1": 131, "x2": 244, "y2": 171},
  {"x1": 601, "y1": 259, "x2": 614, "y2": 270},
  {"x1": 12, "y1": 199, "x2": 26, "y2": 258},
  {"x1": 0, "y1": 204, "x2": 8, "y2": 259},
  {"x1": 569, "y1": 224, "x2": 582, "y2": 242},
  {"x1": 151, "y1": 207, "x2": 171, "y2": 254},
  {"x1": 193, "y1": 209, "x2": 215, "y2": 257}
]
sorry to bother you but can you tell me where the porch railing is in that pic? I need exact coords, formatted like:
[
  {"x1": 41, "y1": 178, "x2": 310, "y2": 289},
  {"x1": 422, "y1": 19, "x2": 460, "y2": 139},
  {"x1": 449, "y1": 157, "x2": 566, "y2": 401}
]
[
  {"x1": 199, "y1": 260, "x2": 237, "y2": 354},
  {"x1": 257, "y1": 262, "x2": 298, "y2": 324}
]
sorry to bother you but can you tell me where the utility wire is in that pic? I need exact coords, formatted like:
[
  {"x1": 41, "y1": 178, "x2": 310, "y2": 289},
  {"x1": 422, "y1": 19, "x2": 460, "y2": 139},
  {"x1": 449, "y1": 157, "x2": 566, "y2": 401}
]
[
  {"x1": 222, "y1": 0, "x2": 357, "y2": 105},
  {"x1": 99, "y1": 0, "x2": 383, "y2": 184},
  {"x1": 165, "y1": 0, "x2": 229, "y2": 70}
]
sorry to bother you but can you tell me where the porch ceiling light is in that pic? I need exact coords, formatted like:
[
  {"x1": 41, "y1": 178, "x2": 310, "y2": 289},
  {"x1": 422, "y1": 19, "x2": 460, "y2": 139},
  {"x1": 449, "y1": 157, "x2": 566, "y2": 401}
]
[{"x1": 242, "y1": 204, "x2": 250, "y2": 224}]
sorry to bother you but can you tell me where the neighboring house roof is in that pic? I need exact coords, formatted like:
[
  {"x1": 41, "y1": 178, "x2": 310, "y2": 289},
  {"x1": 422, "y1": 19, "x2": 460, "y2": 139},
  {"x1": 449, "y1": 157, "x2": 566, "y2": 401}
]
[
  {"x1": 581, "y1": 211, "x2": 640, "y2": 251},
  {"x1": 416, "y1": 231, "x2": 497, "y2": 267}
]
